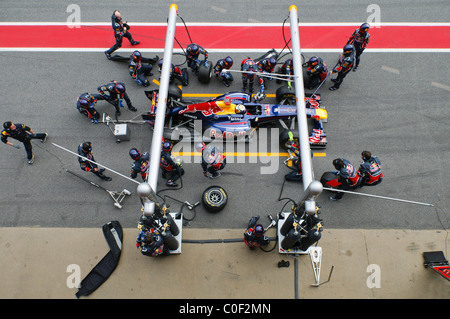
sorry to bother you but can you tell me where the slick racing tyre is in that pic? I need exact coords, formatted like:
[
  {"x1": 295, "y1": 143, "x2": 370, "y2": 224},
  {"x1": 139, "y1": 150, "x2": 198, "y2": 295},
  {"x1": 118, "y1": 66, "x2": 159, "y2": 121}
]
[
  {"x1": 168, "y1": 84, "x2": 182, "y2": 101},
  {"x1": 202, "y1": 185, "x2": 228, "y2": 213},
  {"x1": 198, "y1": 60, "x2": 213, "y2": 84},
  {"x1": 279, "y1": 129, "x2": 299, "y2": 150},
  {"x1": 162, "y1": 230, "x2": 179, "y2": 250},
  {"x1": 275, "y1": 84, "x2": 296, "y2": 104}
]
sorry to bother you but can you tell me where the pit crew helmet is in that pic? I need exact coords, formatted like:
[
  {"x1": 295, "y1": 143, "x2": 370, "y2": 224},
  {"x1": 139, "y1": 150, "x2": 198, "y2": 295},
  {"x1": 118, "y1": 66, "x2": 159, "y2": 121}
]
[
  {"x1": 267, "y1": 57, "x2": 277, "y2": 67},
  {"x1": 195, "y1": 142, "x2": 206, "y2": 152},
  {"x1": 254, "y1": 224, "x2": 264, "y2": 237},
  {"x1": 188, "y1": 44, "x2": 199, "y2": 56},
  {"x1": 343, "y1": 44, "x2": 354, "y2": 55},
  {"x1": 359, "y1": 23, "x2": 370, "y2": 33},
  {"x1": 78, "y1": 98, "x2": 90, "y2": 109},
  {"x1": 114, "y1": 83, "x2": 125, "y2": 95},
  {"x1": 162, "y1": 141, "x2": 173, "y2": 152},
  {"x1": 224, "y1": 56, "x2": 233, "y2": 68},
  {"x1": 132, "y1": 50, "x2": 142, "y2": 62},
  {"x1": 129, "y1": 148, "x2": 141, "y2": 160},
  {"x1": 308, "y1": 56, "x2": 319, "y2": 68}
]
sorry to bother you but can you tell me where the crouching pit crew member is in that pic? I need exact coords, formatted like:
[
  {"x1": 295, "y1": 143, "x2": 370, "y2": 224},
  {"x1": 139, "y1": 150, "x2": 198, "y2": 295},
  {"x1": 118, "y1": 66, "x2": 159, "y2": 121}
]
[
  {"x1": 97, "y1": 81, "x2": 137, "y2": 116},
  {"x1": 359, "y1": 150, "x2": 383, "y2": 186},
  {"x1": 214, "y1": 56, "x2": 234, "y2": 87},
  {"x1": 76, "y1": 93, "x2": 101, "y2": 124},
  {"x1": 136, "y1": 229, "x2": 170, "y2": 257},
  {"x1": 1, "y1": 121, "x2": 47, "y2": 165},
  {"x1": 330, "y1": 158, "x2": 361, "y2": 201},
  {"x1": 77, "y1": 141, "x2": 112, "y2": 181},
  {"x1": 244, "y1": 216, "x2": 270, "y2": 250}
]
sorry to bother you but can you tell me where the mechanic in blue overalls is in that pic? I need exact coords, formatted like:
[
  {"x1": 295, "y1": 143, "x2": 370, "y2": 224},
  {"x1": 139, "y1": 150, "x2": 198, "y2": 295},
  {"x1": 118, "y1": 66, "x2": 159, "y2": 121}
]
[
  {"x1": 244, "y1": 216, "x2": 270, "y2": 250},
  {"x1": 158, "y1": 59, "x2": 187, "y2": 86},
  {"x1": 136, "y1": 229, "x2": 170, "y2": 257},
  {"x1": 330, "y1": 158, "x2": 362, "y2": 200},
  {"x1": 186, "y1": 43, "x2": 208, "y2": 75},
  {"x1": 77, "y1": 141, "x2": 112, "y2": 181},
  {"x1": 104, "y1": 10, "x2": 140, "y2": 59},
  {"x1": 305, "y1": 56, "x2": 329, "y2": 90},
  {"x1": 329, "y1": 44, "x2": 355, "y2": 91},
  {"x1": 76, "y1": 92, "x2": 101, "y2": 124},
  {"x1": 129, "y1": 148, "x2": 150, "y2": 181},
  {"x1": 214, "y1": 56, "x2": 234, "y2": 87},
  {"x1": 160, "y1": 141, "x2": 184, "y2": 187},
  {"x1": 97, "y1": 81, "x2": 137, "y2": 116},
  {"x1": 241, "y1": 58, "x2": 265, "y2": 97},
  {"x1": 128, "y1": 50, "x2": 156, "y2": 87},
  {"x1": 276, "y1": 57, "x2": 293, "y2": 83},
  {"x1": 347, "y1": 23, "x2": 370, "y2": 71},
  {"x1": 196, "y1": 142, "x2": 226, "y2": 179},
  {"x1": 359, "y1": 150, "x2": 383, "y2": 186}
]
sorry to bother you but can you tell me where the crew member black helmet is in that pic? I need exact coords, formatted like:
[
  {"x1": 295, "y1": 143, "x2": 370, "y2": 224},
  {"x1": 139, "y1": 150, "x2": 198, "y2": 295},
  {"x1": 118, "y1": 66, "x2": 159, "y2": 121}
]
[{"x1": 129, "y1": 148, "x2": 141, "y2": 160}]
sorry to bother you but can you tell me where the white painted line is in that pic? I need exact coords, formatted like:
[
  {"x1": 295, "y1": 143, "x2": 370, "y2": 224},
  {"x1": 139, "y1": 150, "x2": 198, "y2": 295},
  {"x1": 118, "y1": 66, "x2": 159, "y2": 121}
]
[
  {"x1": 381, "y1": 65, "x2": 400, "y2": 74},
  {"x1": 0, "y1": 22, "x2": 449, "y2": 26},
  {"x1": 211, "y1": 6, "x2": 227, "y2": 14},
  {"x1": 431, "y1": 82, "x2": 450, "y2": 91},
  {"x1": 0, "y1": 48, "x2": 449, "y2": 53}
]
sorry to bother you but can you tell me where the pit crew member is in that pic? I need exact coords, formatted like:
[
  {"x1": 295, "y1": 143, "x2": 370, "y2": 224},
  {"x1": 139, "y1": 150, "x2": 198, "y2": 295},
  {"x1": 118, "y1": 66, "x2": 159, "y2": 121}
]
[
  {"x1": 196, "y1": 142, "x2": 226, "y2": 179},
  {"x1": 186, "y1": 43, "x2": 208, "y2": 75},
  {"x1": 160, "y1": 141, "x2": 184, "y2": 187},
  {"x1": 129, "y1": 148, "x2": 150, "y2": 181},
  {"x1": 213, "y1": 56, "x2": 234, "y2": 87},
  {"x1": 136, "y1": 229, "x2": 170, "y2": 257},
  {"x1": 241, "y1": 57, "x2": 265, "y2": 99},
  {"x1": 76, "y1": 93, "x2": 101, "y2": 124},
  {"x1": 97, "y1": 81, "x2": 137, "y2": 115},
  {"x1": 347, "y1": 23, "x2": 370, "y2": 71},
  {"x1": 329, "y1": 44, "x2": 355, "y2": 91},
  {"x1": 244, "y1": 216, "x2": 270, "y2": 249},
  {"x1": 305, "y1": 56, "x2": 329, "y2": 90},
  {"x1": 330, "y1": 158, "x2": 361, "y2": 200},
  {"x1": 359, "y1": 150, "x2": 383, "y2": 186},
  {"x1": 128, "y1": 50, "x2": 156, "y2": 87},
  {"x1": 77, "y1": 141, "x2": 112, "y2": 181},
  {"x1": 105, "y1": 10, "x2": 140, "y2": 59},
  {"x1": 1, "y1": 121, "x2": 47, "y2": 165}
]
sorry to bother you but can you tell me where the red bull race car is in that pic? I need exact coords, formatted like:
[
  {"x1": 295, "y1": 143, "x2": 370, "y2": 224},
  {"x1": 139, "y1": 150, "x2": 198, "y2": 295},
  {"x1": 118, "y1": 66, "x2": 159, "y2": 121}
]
[{"x1": 142, "y1": 85, "x2": 328, "y2": 148}]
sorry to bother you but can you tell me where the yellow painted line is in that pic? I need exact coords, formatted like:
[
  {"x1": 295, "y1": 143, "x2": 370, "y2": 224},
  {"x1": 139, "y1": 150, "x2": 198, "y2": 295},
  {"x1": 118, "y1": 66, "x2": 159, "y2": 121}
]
[{"x1": 173, "y1": 152, "x2": 326, "y2": 157}]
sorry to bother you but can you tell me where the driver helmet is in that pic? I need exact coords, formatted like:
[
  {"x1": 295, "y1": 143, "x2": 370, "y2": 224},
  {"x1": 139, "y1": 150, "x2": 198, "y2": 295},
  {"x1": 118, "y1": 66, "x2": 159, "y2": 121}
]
[
  {"x1": 235, "y1": 104, "x2": 246, "y2": 114},
  {"x1": 254, "y1": 224, "x2": 264, "y2": 237},
  {"x1": 195, "y1": 142, "x2": 206, "y2": 152},
  {"x1": 132, "y1": 50, "x2": 142, "y2": 62},
  {"x1": 308, "y1": 56, "x2": 319, "y2": 68},
  {"x1": 162, "y1": 141, "x2": 173, "y2": 152},
  {"x1": 343, "y1": 44, "x2": 354, "y2": 56},
  {"x1": 224, "y1": 56, "x2": 233, "y2": 68},
  {"x1": 359, "y1": 23, "x2": 370, "y2": 33},
  {"x1": 129, "y1": 148, "x2": 141, "y2": 160}
]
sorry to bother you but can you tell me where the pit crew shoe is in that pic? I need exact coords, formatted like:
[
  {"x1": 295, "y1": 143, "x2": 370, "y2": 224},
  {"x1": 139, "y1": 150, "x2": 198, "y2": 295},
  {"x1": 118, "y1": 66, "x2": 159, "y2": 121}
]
[
  {"x1": 353, "y1": 67, "x2": 358, "y2": 72},
  {"x1": 329, "y1": 196, "x2": 340, "y2": 201},
  {"x1": 166, "y1": 180, "x2": 178, "y2": 187},
  {"x1": 128, "y1": 106, "x2": 138, "y2": 112},
  {"x1": 329, "y1": 86, "x2": 339, "y2": 91},
  {"x1": 41, "y1": 133, "x2": 48, "y2": 143},
  {"x1": 209, "y1": 172, "x2": 221, "y2": 179},
  {"x1": 104, "y1": 51, "x2": 111, "y2": 59},
  {"x1": 131, "y1": 41, "x2": 140, "y2": 45},
  {"x1": 27, "y1": 155, "x2": 35, "y2": 165}
]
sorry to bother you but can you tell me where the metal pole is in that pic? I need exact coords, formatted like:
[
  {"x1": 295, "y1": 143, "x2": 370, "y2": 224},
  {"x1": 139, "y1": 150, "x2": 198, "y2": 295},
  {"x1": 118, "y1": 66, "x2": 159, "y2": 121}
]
[
  {"x1": 288, "y1": 5, "x2": 321, "y2": 214},
  {"x1": 140, "y1": 3, "x2": 178, "y2": 216}
]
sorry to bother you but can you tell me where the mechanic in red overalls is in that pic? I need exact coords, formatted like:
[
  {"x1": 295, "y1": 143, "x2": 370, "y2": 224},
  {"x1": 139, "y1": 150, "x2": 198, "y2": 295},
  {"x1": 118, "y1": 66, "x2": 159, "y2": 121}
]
[
  {"x1": 347, "y1": 23, "x2": 370, "y2": 71},
  {"x1": 305, "y1": 56, "x2": 329, "y2": 90},
  {"x1": 359, "y1": 151, "x2": 383, "y2": 186},
  {"x1": 330, "y1": 158, "x2": 362, "y2": 201},
  {"x1": 196, "y1": 142, "x2": 226, "y2": 179}
]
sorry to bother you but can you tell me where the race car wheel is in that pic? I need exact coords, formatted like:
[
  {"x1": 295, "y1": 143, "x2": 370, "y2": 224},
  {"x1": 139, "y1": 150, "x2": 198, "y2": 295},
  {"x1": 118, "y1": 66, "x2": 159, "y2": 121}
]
[
  {"x1": 168, "y1": 84, "x2": 182, "y2": 101},
  {"x1": 279, "y1": 129, "x2": 299, "y2": 150},
  {"x1": 202, "y1": 185, "x2": 228, "y2": 213},
  {"x1": 198, "y1": 60, "x2": 213, "y2": 84},
  {"x1": 275, "y1": 85, "x2": 296, "y2": 104}
]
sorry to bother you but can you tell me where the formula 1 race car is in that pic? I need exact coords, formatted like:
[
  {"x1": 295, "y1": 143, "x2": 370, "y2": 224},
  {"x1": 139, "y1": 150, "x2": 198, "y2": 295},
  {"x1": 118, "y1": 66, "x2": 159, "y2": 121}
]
[{"x1": 141, "y1": 85, "x2": 327, "y2": 148}]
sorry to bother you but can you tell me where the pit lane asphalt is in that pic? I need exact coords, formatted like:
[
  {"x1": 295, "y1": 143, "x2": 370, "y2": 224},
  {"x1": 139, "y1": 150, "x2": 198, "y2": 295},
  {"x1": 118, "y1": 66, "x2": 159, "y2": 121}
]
[{"x1": 0, "y1": 50, "x2": 448, "y2": 231}]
